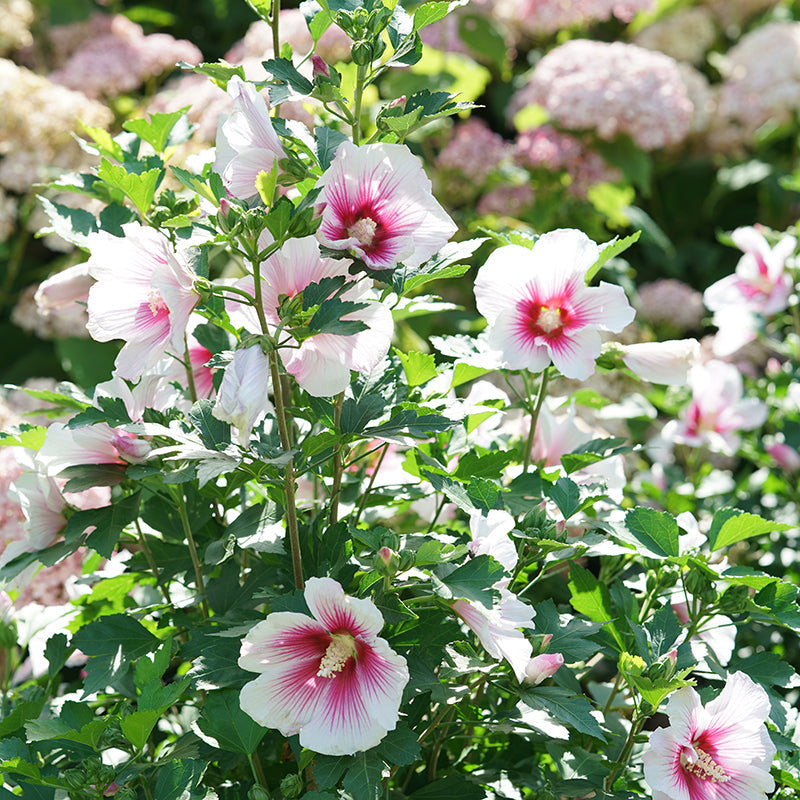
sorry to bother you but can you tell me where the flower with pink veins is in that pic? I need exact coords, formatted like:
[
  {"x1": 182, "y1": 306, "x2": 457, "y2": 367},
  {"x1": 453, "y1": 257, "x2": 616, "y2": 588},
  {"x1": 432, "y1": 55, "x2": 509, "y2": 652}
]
[
  {"x1": 453, "y1": 588, "x2": 534, "y2": 682},
  {"x1": 227, "y1": 236, "x2": 393, "y2": 396},
  {"x1": 238, "y1": 576, "x2": 409, "y2": 756},
  {"x1": 474, "y1": 230, "x2": 635, "y2": 380},
  {"x1": 642, "y1": 671, "x2": 775, "y2": 800},
  {"x1": 86, "y1": 223, "x2": 200, "y2": 381},
  {"x1": 214, "y1": 75, "x2": 285, "y2": 200},
  {"x1": 661, "y1": 360, "x2": 767, "y2": 455},
  {"x1": 316, "y1": 141, "x2": 457, "y2": 270}
]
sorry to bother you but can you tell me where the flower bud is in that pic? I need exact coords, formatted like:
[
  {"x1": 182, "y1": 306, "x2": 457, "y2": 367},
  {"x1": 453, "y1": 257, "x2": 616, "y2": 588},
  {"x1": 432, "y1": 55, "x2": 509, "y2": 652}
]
[
  {"x1": 279, "y1": 773, "x2": 303, "y2": 798},
  {"x1": 351, "y1": 40, "x2": 374, "y2": 66},
  {"x1": 398, "y1": 549, "x2": 416, "y2": 572},
  {"x1": 684, "y1": 566, "x2": 715, "y2": 601},
  {"x1": 619, "y1": 339, "x2": 700, "y2": 386},
  {"x1": 63, "y1": 769, "x2": 86, "y2": 789},
  {"x1": 248, "y1": 786, "x2": 272, "y2": 800},
  {"x1": 311, "y1": 55, "x2": 330, "y2": 79},
  {"x1": 34, "y1": 263, "x2": 93, "y2": 313},
  {"x1": 645, "y1": 649, "x2": 677, "y2": 681},
  {"x1": 766, "y1": 442, "x2": 800, "y2": 472},
  {"x1": 718, "y1": 584, "x2": 750, "y2": 613},
  {"x1": 374, "y1": 546, "x2": 399, "y2": 577},
  {"x1": 523, "y1": 652, "x2": 564, "y2": 685}
]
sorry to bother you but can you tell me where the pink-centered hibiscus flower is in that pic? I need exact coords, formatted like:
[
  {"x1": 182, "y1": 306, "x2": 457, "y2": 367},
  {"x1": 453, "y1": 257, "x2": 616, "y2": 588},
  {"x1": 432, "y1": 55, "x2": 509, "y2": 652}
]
[
  {"x1": 86, "y1": 223, "x2": 200, "y2": 380},
  {"x1": 642, "y1": 671, "x2": 775, "y2": 800},
  {"x1": 316, "y1": 141, "x2": 457, "y2": 270},
  {"x1": 226, "y1": 236, "x2": 393, "y2": 396},
  {"x1": 214, "y1": 75, "x2": 285, "y2": 200},
  {"x1": 474, "y1": 230, "x2": 635, "y2": 380},
  {"x1": 238, "y1": 576, "x2": 409, "y2": 756}
]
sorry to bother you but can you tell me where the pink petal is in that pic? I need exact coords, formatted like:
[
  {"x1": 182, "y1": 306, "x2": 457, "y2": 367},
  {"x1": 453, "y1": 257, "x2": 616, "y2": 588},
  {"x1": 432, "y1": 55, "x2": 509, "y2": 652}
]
[
  {"x1": 305, "y1": 576, "x2": 385, "y2": 639},
  {"x1": 548, "y1": 326, "x2": 603, "y2": 380}
]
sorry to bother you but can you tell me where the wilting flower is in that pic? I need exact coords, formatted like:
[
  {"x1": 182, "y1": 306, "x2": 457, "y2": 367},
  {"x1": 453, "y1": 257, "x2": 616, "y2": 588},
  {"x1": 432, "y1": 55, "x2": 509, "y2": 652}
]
[
  {"x1": 643, "y1": 671, "x2": 775, "y2": 800},
  {"x1": 239, "y1": 577, "x2": 408, "y2": 756},
  {"x1": 619, "y1": 339, "x2": 700, "y2": 385},
  {"x1": 661, "y1": 360, "x2": 768, "y2": 455},
  {"x1": 524, "y1": 652, "x2": 564, "y2": 685},
  {"x1": 453, "y1": 588, "x2": 535, "y2": 681},
  {"x1": 214, "y1": 75, "x2": 285, "y2": 199},
  {"x1": 226, "y1": 236, "x2": 393, "y2": 396},
  {"x1": 474, "y1": 230, "x2": 635, "y2": 380},
  {"x1": 316, "y1": 142, "x2": 457, "y2": 270},
  {"x1": 86, "y1": 223, "x2": 200, "y2": 380},
  {"x1": 213, "y1": 345, "x2": 273, "y2": 445}
]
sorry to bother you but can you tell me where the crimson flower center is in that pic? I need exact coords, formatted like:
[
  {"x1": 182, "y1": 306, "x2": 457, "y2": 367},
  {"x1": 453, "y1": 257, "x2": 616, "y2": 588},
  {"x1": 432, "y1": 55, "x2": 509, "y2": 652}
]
[
  {"x1": 679, "y1": 743, "x2": 730, "y2": 784},
  {"x1": 317, "y1": 632, "x2": 357, "y2": 677},
  {"x1": 347, "y1": 216, "x2": 378, "y2": 247}
]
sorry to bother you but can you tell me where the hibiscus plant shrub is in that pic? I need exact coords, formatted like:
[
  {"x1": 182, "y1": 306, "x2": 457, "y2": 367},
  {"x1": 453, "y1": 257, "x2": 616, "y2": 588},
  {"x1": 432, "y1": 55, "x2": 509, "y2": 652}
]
[{"x1": 1, "y1": 2, "x2": 800, "y2": 800}]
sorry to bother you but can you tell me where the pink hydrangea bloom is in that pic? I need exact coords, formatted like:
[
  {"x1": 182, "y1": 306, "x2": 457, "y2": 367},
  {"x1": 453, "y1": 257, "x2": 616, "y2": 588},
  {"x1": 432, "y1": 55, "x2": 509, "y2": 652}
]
[
  {"x1": 510, "y1": 0, "x2": 653, "y2": 35},
  {"x1": 316, "y1": 142, "x2": 457, "y2": 270},
  {"x1": 226, "y1": 236, "x2": 393, "y2": 397},
  {"x1": 86, "y1": 223, "x2": 200, "y2": 381},
  {"x1": 474, "y1": 229, "x2": 635, "y2": 380},
  {"x1": 476, "y1": 184, "x2": 536, "y2": 217},
  {"x1": 635, "y1": 279, "x2": 705, "y2": 334},
  {"x1": 510, "y1": 40, "x2": 692, "y2": 150},
  {"x1": 661, "y1": 360, "x2": 768, "y2": 455},
  {"x1": 214, "y1": 75, "x2": 285, "y2": 200},
  {"x1": 642, "y1": 672, "x2": 775, "y2": 800},
  {"x1": 436, "y1": 118, "x2": 511, "y2": 186},
  {"x1": 238, "y1": 576, "x2": 409, "y2": 756}
]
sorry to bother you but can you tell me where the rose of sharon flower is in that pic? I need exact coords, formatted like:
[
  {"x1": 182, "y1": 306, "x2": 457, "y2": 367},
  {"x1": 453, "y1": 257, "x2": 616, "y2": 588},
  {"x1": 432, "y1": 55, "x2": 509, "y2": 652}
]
[
  {"x1": 524, "y1": 652, "x2": 564, "y2": 685},
  {"x1": 316, "y1": 142, "x2": 457, "y2": 270},
  {"x1": 238, "y1": 577, "x2": 409, "y2": 756},
  {"x1": 642, "y1": 672, "x2": 775, "y2": 800},
  {"x1": 661, "y1": 360, "x2": 767, "y2": 455},
  {"x1": 619, "y1": 339, "x2": 700, "y2": 385},
  {"x1": 214, "y1": 75, "x2": 285, "y2": 200},
  {"x1": 86, "y1": 223, "x2": 200, "y2": 381},
  {"x1": 474, "y1": 230, "x2": 635, "y2": 380}
]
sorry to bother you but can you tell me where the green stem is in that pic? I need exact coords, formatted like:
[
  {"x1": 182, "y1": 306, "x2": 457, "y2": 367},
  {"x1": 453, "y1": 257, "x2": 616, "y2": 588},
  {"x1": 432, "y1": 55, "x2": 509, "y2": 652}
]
[
  {"x1": 183, "y1": 333, "x2": 198, "y2": 404},
  {"x1": 604, "y1": 713, "x2": 647, "y2": 791},
  {"x1": 175, "y1": 491, "x2": 209, "y2": 618},
  {"x1": 269, "y1": 351, "x2": 304, "y2": 590},
  {"x1": 270, "y1": 0, "x2": 281, "y2": 57},
  {"x1": 328, "y1": 392, "x2": 345, "y2": 526},
  {"x1": 352, "y1": 63, "x2": 368, "y2": 145},
  {"x1": 248, "y1": 752, "x2": 270, "y2": 792},
  {"x1": 353, "y1": 443, "x2": 389, "y2": 526},
  {"x1": 135, "y1": 520, "x2": 170, "y2": 604},
  {"x1": 522, "y1": 369, "x2": 550, "y2": 472}
]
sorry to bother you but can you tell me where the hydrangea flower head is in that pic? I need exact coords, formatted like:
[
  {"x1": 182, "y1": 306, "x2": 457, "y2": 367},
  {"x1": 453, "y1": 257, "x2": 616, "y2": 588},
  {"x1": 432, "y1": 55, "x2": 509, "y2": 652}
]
[
  {"x1": 474, "y1": 229, "x2": 635, "y2": 380},
  {"x1": 643, "y1": 671, "x2": 775, "y2": 800},
  {"x1": 238, "y1": 577, "x2": 409, "y2": 756},
  {"x1": 316, "y1": 142, "x2": 457, "y2": 270}
]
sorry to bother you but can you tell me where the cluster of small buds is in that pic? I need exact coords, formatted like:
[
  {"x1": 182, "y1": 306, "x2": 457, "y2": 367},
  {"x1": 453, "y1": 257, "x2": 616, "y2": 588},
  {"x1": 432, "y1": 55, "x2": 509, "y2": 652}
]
[
  {"x1": 17, "y1": 11, "x2": 116, "y2": 70},
  {"x1": 476, "y1": 183, "x2": 536, "y2": 217},
  {"x1": 633, "y1": 7, "x2": 717, "y2": 66},
  {"x1": 710, "y1": 21, "x2": 800, "y2": 153},
  {"x1": 0, "y1": 59, "x2": 112, "y2": 193},
  {"x1": 635, "y1": 279, "x2": 706, "y2": 334},
  {"x1": 514, "y1": 126, "x2": 622, "y2": 198},
  {"x1": 0, "y1": 0, "x2": 34, "y2": 56},
  {"x1": 50, "y1": 14, "x2": 201, "y2": 100},
  {"x1": 510, "y1": 40, "x2": 693, "y2": 151}
]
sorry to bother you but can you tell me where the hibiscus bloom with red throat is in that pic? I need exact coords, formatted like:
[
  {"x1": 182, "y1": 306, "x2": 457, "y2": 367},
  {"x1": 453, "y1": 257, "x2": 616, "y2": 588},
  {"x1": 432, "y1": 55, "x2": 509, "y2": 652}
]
[
  {"x1": 474, "y1": 229, "x2": 635, "y2": 380},
  {"x1": 238, "y1": 576, "x2": 409, "y2": 756},
  {"x1": 315, "y1": 141, "x2": 457, "y2": 270},
  {"x1": 642, "y1": 671, "x2": 775, "y2": 800}
]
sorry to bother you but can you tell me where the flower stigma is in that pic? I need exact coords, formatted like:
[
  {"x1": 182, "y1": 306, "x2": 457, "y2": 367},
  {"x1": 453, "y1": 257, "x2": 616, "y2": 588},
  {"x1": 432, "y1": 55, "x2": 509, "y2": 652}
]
[
  {"x1": 348, "y1": 216, "x2": 378, "y2": 247},
  {"x1": 317, "y1": 632, "x2": 358, "y2": 677},
  {"x1": 537, "y1": 305, "x2": 563, "y2": 334},
  {"x1": 680, "y1": 744, "x2": 730, "y2": 783}
]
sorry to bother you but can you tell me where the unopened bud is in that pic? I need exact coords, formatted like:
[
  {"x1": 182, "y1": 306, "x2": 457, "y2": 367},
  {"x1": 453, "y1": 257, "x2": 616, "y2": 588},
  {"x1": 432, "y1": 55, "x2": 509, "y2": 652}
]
[
  {"x1": 375, "y1": 546, "x2": 399, "y2": 577},
  {"x1": 388, "y1": 95, "x2": 406, "y2": 109},
  {"x1": 718, "y1": 584, "x2": 750, "y2": 613},
  {"x1": 311, "y1": 55, "x2": 330, "y2": 79},
  {"x1": 279, "y1": 773, "x2": 303, "y2": 798},
  {"x1": 523, "y1": 652, "x2": 564, "y2": 685},
  {"x1": 398, "y1": 549, "x2": 416, "y2": 572},
  {"x1": 646, "y1": 649, "x2": 677, "y2": 681},
  {"x1": 684, "y1": 567, "x2": 716, "y2": 602},
  {"x1": 63, "y1": 769, "x2": 86, "y2": 789},
  {"x1": 248, "y1": 786, "x2": 271, "y2": 800},
  {"x1": 351, "y1": 40, "x2": 374, "y2": 66}
]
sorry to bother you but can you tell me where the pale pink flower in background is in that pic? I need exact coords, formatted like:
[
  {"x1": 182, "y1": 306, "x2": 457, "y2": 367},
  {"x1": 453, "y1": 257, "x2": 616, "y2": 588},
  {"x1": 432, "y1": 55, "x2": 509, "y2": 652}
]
[
  {"x1": 766, "y1": 441, "x2": 800, "y2": 472},
  {"x1": 619, "y1": 339, "x2": 700, "y2": 385},
  {"x1": 705, "y1": 226, "x2": 796, "y2": 356},
  {"x1": 468, "y1": 509, "x2": 518, "y2": 573},
  {"x1": 642, "y1": 672, "x2": 775, "y2": 800},
  {"x1": 34, "y1": 262, "x2": 93, "y2": 316},
  {"x1": 523, "y1": 652, "x2": 564, "y2": 685},
  {"x1": 212, "y1": 345, "x2": 273, "y2": 445},
  {"x1": 672, "y1": 600, "x2": 736, "y2": 667},
  {"x1": 453, "y1": 588, "x2": 535, "y2": 682},
  {"x1": 635, "y1": 279, "x2": 705, "y2": 334},
  {"x1": 661, "y1": 360, "x2": 768, "y2": 455},
  {"x1": 474, "y1": 230, "x2": 635, "y2": 380},
  {"x1": 227, "y1": 236, "x2": 393, "y2": 396},
  {"x1": 214, "y1": 75, "x2": 285, "y2": 200},
  {"x1": 86, "y1": 223, "x2": 200, "y2": 381},
  {"x1": 238, "y1": 576, "x2": 409, "y2": 756},
  {"x1": 316, "y1": 142, "x2": 457, "y2": 270}
]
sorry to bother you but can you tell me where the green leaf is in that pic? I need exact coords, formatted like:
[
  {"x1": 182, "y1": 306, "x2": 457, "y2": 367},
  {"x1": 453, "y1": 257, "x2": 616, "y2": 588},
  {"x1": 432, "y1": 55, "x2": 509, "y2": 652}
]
[
  {"x1": 546, "y1": 477, "x2": 582, "y2": 520},
  {"x1": 455, "y1": 451, "x2": 514, "y2": 481},
  {"x1": 180, "y1": 60, "x2": 245, "y2": 90},
  {"x1": 121, "y1": 709, "x2": 163, "y2": 750},
  {"x1": 196, "y1": 689, "x2": 268, "y2": 754},
  {"x1": 153, "y1": 759, "x2": 206, "y2": 800},
  {"x1": 375, "y1": 723, "x2": 420, "y2": 766},
  {"x1": 342, "y1": 750, "x2": 384, "y2": 800},
  {"x1": 61, "y1": 492, "x2": 141, "y2": 558},
  {"x1": 314, "y1": 126, "x2": 348, "y2": 171},
  {"x1": 370, "y1": 410, "x2": 456, "y2": 439},
  {"x1": 628, "y1": 670, "x2": 694, "y2": 710},
  {"x1": 262, "y1": 57, "x2": 313, "y2": 96},
  {"x1": 707, "y1": 509, "x2": 792, "y2": 551},
  {"x1": 568, "y1": 563, "x2": 623, "y2": 651},
  {"x1": 189, "y1": 398, "x2": 231, "y2": 451},
  {"x1": 60, "y1": 462, "x2": 128, "y2": 493},
  {"x1": 413, "y1": 0, "x2": 466, "y2": 30},
  {"x1": 729, "y1": 651, "x2": 796, "y2": 687},
  {"x1": 397, "y1": 350, "x2": 438, "y2": 387},
  {"x1": 533, "y1": 598, "x2": 604, "y2": 663},
  {"x1": 313, "y1": 755, "x2": 351, "y2": 790},
  {"x1": 392, "y1": 238, "x2": 486, "y2": 295},
  {"x1": 97, "y1": 159, "x2": 162, "y2": 217},
  {"x1": 625, "y1": 508, "x2": 680, "y2": 558},
  {"x1": 26, "y1": 714, "x2": 106, "y2": 749},
  {"x1": 225, "y1": 502, "x2": 284, "y2": 551},
  {"x1": 457, "y1": 13, "x2": 507, "y2": 69},
  {"x1": 171, "y1": 165, "x2": 221, "y2": 205},
  {"x1": 408, "y1": 776, "x2": 486, "y2": 800},
  {"x1": 520, "y1": 686, "x2": 607, "y2": 741},
  {"x1": 123, "y1": 108, "x2": 191, "y2": 154},
  {"x1": 0, "y1": 424, "x2": 47, "y2": 450},
  {"x1": 244, "y1": 0, "x2": 271, "y2": 21},
  {"x1": 38, "y1": 196, "x2": 98, "y2": 248},
  {"x1": 307, "y1": 297, "x2": 369, "y2": 336},
  {"x1": 0, "y1": 692, "x2": 46, "y2": 737},
  {"x1": 441, "y1": 554, "x2": 503, "y2": 608},
  {"x1": 584, "y1": 231, "x2": 641, "y2": 284}
]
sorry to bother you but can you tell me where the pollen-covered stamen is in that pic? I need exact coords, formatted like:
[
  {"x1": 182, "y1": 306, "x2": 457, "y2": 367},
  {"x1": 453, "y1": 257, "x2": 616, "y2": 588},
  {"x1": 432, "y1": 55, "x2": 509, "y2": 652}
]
[
  {"x1": 146, "y1": 288, "x2": 168, "y2": 317},
  {"x1": 680, "y1": 744, "x2": 730, "y2": 783},
  {"x1": 538, "y1": 306, "x2": 563, "y2": 334},
  {"x1": 317, "y1": 633, "x2": 357, "y2": 678},
  {"x1": 347, "y1": 216, "x2": 378, "y2": 247}
]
